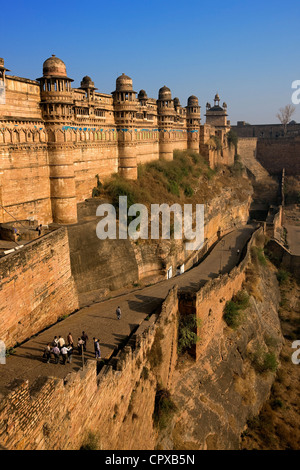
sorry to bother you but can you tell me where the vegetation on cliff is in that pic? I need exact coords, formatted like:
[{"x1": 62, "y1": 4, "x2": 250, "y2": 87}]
[
  {"x1": 92, "y1": 150, "x2": 251, "y2": 211},
  {"x1": 178, "y1": 314, "x2": 201, "y2": 355},
  {"x1": 223, "y1": 290, "x2": 250, "y2": 329},
  {"x1": 153, "y1": 388, "x2": 177, "y2": 431}
]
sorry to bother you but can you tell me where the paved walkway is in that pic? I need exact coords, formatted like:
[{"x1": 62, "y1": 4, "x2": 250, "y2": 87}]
[{"x1": 0, "y1": 225, "x2": 255, "y2": 395}]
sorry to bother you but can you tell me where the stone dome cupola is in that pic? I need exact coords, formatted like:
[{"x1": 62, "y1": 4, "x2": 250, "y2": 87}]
[
  {"x1": 138, "y1": 89, "x2": 148, "y2": 100},
  {"x1": 80, "y1": 76, "x2": 95, "y2": 87},
  {"x1": 173, "y1": 97, "x2": 181, "y2": 108},
  {"x1": 158, "y1": 85, "x2": 172, "y2": 101},
  {"x1": 43, "y1": 55, "x2": 68, "y2": 78},
  {"x1": 115, "y1": 73, "x2": 136, "y2": 92},
  {"x1": 187, "y1": 95, "x2": 199, "y2": 107}
]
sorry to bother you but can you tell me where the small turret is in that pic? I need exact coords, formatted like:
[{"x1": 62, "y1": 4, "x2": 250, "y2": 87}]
[{"x1": 186, "y1": 95, "x2": 200, "y2": 151}]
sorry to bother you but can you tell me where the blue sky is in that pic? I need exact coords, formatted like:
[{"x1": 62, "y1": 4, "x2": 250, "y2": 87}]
[{"x1": 2, "y1": 0, "x2": 300, "y2": 124}]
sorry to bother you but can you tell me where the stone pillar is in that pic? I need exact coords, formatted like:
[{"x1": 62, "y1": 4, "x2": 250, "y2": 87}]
[
  {"x1": 159, "y1": 131, "x2": 173, "y2": 161},
  {"x1": 118, "y1": 130, "x2": 137, "y2": 180},
  {"x1": 48, "y1": 145, "x2": 77, "y2": 224}
]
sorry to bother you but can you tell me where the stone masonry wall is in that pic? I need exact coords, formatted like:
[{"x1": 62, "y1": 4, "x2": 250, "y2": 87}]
[
  {"x1": 179, "y1": 228, "x2": 263, "y2": 359},
  {"x1": 0, "y1": 227, "x2": 79, "y2": 348},
  {"x1": 256, "y1": 137, "x2": 300, "y2": 175},
  {"x1": 0, "y1": 286, "x2": 179, "y2": 450},
  {"x1": 0, "y1": 230, "x2": 263, "y2": 450},
  {"x1": 0, "y1": 142, "x2": 52, "y2": 224}
]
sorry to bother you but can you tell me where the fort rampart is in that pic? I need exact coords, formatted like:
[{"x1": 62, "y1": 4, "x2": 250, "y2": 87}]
[
  {"x1": 0, "y1": 56, "x2": 233, "y2": 225},
  {"x1": 0, "y1": 228, "x2": 263, "y2": 450},
  {"x1": 0, "y1": 227, "x2": 79, "y2": 348}
]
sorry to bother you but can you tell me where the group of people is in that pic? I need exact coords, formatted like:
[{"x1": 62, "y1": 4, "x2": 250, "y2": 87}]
[
  {"x1": 43, "y1": 331, "x2": 101, "y2": 365},
  {"x1": 42, "y1": 306, "x2": 123, "y2": 365}
]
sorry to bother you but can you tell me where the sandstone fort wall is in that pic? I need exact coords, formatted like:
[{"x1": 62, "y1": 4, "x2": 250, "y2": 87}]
[
  {"x1": 0, "y1": 227, "x2": 79, "y2": 348},
  {"x1": 256, "y1": 137, "x2": 300, "y2": 175},
  {"x1": 0, "y1": 57, "x2": 232, "y2": 225},
  {"x1": 0, "y1": 229, "x2": 262, "y2": 450}
]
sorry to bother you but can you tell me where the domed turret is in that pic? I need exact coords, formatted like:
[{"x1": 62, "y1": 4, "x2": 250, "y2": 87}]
[
  {"x1": 158, "y1": 85, "x2": 172, "y2": 100},
  {"x1": 205, "y1": 93, "x2": 229, "y2": 129},
  {"x1": 187, "y1": 95, "x2": 199, "y2": 107},
  {"x1": 174, "y1": 97, "x2": 181, "y2": 109},
  {"x1": 80, "y1": 76, "x2": 97, "y2": 100},
  {"x1": 115, "y1": 73, "x2": 134, "y2": 92},
  {"x1": 80, "y1": 76, "x2": 95, "y2": 88},
  {"x1": 138, "y1": 89, "x2": 148, "y2": 100},
  {"x1": 43, "y1": 55, "x2": 68, "y2": 78}
]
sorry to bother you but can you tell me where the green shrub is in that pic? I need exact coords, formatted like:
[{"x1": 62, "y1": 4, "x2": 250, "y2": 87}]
[
  {"x1": 178, "y1": 314, "x2": 201, "y2": 355},
  {"x1": 210, "y1": 135, "x2": 222, "y2": 151},
  {"x1": 104, "y1": 176, "x2": 137, "y2": 209},
  {"x1": 183, "y1": 184, "x2": 194, "y2": 197},
  {"x1": 92, "y1": 174, "x2": 103, "y2": 198},
  {"x1": 252, "y1": 350, "x2": 278, "y2": 374},
  {"x1": 270, "y1": 398, "x2": 283, "y2": 410},
  {"x1": 167, "y1": 180, "x2": 180, "y2": 196},
  {"x1": 153, "y1": 388, "x2": 177, "y2": 430},
  {"x1": 5, "y1": 347, "x2": 16, "y2": 357},
  {"x1": 223, "y1": 290, "x2": 249, "y2": 329},
  {"x1": 262, "y1": 352, "x2": 278, "y2": 373},
  {"x1": 251, "y1": 246, "x2": 267, "y2": 266},
  {"x1": 276, "y1": 269, "x2": 290, "y2": 284},
  {"x1": 80, "y1": 431, "x2": 100, "y2": 450},
  {"x1": 226, "y1": 129, "x2": 238, "y2": 153}
]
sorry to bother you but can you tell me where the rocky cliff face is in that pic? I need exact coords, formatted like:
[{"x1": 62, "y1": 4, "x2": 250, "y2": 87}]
[{"x1": 159, "y1": 262, "x2": 283, "y2": 450}]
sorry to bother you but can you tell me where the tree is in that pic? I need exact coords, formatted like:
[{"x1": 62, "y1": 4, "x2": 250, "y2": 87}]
[{"x1": 276, "y1": 104, "x2": 296, "y2": 135}]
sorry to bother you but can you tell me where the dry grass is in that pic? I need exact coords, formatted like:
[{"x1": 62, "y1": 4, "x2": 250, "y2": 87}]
[{"x1": 96, "y1": 150, "x2": 251, "y2": 211}]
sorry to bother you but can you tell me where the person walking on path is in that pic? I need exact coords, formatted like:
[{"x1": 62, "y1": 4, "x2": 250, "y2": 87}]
[
  {"x1": 36, "y1": 224, "x2": 43, "y2": 237},
  {"x1": 93, "y1": 338, "x2": 101, "y2": 359},
  {"x1": 81, "y1": 331, "x2": 88, "y2": 352},
  {"x1": 51, "y1": 345, "x2": 60, "y2": 364},
  {"x1": 116, "y1": 306, "x2": 121, "y2": 320},
  {"x1": 77, "y1": 337, "x2": 85, "y2": 355},
  {"x1": 61, "y1": 345, "x2": 68, "y2": 365},
  {"x1": 66, "y1": 345, "x2": 73, "y2": 363},
  {"x1": 58, "y1": 336, "x2": 65, "y2": 349},
  {"x1": 67, "y1": 332, "x2": 74, "y2": 347},
  {"x1": 43, "y1": 343, "x2": 51, "y2": 363},
  {"x1": 52, "y1": 336, "x2": 59, "y2": 347}
]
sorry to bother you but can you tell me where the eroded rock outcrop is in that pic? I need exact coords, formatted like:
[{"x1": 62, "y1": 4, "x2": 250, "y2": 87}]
[{"x1": 164, "y1": 261, "x2": 283, "y2": 449}]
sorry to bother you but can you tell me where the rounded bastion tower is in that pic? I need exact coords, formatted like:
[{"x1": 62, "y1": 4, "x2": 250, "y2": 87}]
[
  {"x1": 37, "y1": 55, "x2": 77, "y2": 224},
  {"x1": 112, "y1": 73, "x2": 138, "y2": 180},
  {"x1": 157, "y1": 86, "x2": 176, "y2": 161},
  {"x1": 186, "y1": 95, "x2": 201, "y2": 151}
]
